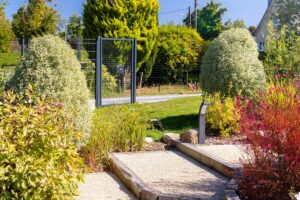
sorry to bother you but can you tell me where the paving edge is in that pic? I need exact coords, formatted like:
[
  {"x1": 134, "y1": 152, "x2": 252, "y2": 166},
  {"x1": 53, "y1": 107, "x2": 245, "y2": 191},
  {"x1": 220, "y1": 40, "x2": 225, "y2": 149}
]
[
  {"x1": 224, "y1": 179, "x2": 241, "y2": 200},
  {"x1": 110, "y1": 152, "x2": 216, "y2": 200},
  {"x1": 164, "y1": 136, "x2": 241, "y2": 179}
]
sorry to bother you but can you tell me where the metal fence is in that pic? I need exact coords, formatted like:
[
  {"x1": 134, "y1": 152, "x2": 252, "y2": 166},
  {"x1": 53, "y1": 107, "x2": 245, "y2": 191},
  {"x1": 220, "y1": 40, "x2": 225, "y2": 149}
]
[{"x1": 1, "y1": 37, "x2": 201, "y2": 105}]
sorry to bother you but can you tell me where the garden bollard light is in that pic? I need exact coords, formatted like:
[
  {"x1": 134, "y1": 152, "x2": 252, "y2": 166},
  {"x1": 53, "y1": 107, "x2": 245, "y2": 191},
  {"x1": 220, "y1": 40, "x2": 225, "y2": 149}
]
[{"x1": 198, "y1": 101, "x2": 210, "y2": 144}]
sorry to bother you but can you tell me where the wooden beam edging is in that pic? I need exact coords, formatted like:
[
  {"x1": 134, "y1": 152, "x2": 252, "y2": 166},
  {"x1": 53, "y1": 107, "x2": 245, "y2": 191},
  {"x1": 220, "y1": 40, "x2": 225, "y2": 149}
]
[{"x1": 109, "y1": 152, "x2": 211, "y2": 200}]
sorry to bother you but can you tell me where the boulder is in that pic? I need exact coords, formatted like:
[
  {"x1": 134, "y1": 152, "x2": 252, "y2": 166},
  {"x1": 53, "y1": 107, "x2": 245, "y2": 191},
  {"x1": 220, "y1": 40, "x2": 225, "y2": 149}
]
[
  {"x1": 149, "y1": 119, "x2": 164, "y2": 130},
  {"x1": 162, "y1": 133, "x2": 179, "y2": 147},
  {"x1": 180, "y1": 129, "x2": 198, "y2": 144}
]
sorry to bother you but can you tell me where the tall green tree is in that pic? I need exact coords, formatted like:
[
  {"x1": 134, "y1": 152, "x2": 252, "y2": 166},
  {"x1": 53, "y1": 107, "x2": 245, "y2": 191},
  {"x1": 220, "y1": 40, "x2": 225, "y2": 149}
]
[
  {"x1": 224, "y1": 19, "x2": 247, "y2": 30},
  {"x1": 0, "y1": 1, "x2": 15, "y2": 53},
  {"x1": 12, "y1": 0, "x2": 58, "y2": 39},
  {"x1": 66, "y1": 14, "x2": 83, "y2": 39},
  {"x1": 273, "y1": 0, "x2": 300, "y2": 34},
  {"x1": 197, "y1": 1, "x2": 227, "y2": 40},
  {"x1": 82, "y1": 0, "x2": 160, "y2": 71},
  {"x1": 184, "y1": 1, "x2": 227, "y2": 40}
]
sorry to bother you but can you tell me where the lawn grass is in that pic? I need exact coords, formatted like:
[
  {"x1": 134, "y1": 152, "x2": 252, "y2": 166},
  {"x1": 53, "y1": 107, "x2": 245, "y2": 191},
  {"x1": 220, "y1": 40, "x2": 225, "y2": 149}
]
[
  {"x1": 0, "y1": 52, "x2": 21, "y2": 66},
  {"x1": 95, "y1": 96, "x2": 203, "y2": 141}
]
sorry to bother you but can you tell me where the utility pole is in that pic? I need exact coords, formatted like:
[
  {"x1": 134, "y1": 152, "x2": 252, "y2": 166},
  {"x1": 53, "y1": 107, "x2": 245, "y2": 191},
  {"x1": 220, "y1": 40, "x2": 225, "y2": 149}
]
[
  {"x1": 188, "y1": 6, "x2": 191, "y2": 27},
  {"x1": 194, "y1": 0, "x2": 198, "y2": 31}
]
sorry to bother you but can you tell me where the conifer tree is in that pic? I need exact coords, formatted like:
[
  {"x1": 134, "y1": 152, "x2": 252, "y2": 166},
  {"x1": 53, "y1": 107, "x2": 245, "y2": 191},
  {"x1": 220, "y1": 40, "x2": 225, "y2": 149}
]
[{"x1": 82, "y1": 0, "x2": 160, "y2": 71}]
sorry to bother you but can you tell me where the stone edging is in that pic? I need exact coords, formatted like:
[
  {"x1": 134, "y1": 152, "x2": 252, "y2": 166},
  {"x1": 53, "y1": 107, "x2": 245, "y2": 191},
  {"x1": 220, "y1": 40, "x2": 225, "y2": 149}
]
[
  {"x1": 163, "y1": 135, "x2": 241, "y2": 200},
  {"x1": 164, "y1": 135, "x2": 240, "y2": 178},
  {"x1": 110, "y1": 152, "x2": 210, "y2": 200}
]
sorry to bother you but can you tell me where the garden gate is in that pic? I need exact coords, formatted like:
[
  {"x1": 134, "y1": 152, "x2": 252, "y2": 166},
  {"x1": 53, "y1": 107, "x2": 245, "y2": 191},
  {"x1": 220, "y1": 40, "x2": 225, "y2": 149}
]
[{"x1": 74, "y1": 37, "x2": 137, "y2": 108}]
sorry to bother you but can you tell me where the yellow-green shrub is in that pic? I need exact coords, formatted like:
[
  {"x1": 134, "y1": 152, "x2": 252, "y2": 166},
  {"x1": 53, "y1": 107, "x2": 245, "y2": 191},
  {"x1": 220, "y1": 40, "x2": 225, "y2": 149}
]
[
  {"x1": 0, "y1": 88, "x2": 84, "y2": 199},
  {"x1": 85, "y1": 106, "x2": 148, "y2": 170},
  {"x1": 205, "y1": 93, "x2": 240, "y2": 137}
]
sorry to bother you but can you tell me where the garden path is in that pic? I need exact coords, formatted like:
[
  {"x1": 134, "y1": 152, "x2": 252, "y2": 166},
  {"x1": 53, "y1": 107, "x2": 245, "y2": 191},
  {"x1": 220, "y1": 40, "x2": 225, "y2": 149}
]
[
  {"x1": 75, "y1": 173, "x2": 136, "y2": 200},
  {"x1": 90, "y1": 93, "x2": 202, "y2": 108},
  {"x1": 113, "y1": 150, "x2": 228, "y2": 200}
]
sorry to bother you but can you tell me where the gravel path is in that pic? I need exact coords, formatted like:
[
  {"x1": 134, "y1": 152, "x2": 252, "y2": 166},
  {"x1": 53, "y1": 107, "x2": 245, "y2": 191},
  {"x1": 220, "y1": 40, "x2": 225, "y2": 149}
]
[
  {"x1": 75, "y1": 173, "x2": 136, "y2": 200},
  {"x1": 90, "y1": 93, "x2": 202, "y2": 108},
  {"x1": 113, "y1": 150, "x2": 228, "y2": 200},
  {"x1": 196, "y1": 145, "x2": 249, "y2": 165}
]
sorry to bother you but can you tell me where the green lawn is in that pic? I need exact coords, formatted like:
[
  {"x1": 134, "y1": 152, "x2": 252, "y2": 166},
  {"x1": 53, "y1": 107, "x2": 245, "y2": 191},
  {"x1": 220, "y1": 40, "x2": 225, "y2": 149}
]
[
  {"x1": 0, "y1": 52, "x2": 21, "y2": 66},
  {"x1": 96, "y1": 96, "x2": 203, "y2": 140}
]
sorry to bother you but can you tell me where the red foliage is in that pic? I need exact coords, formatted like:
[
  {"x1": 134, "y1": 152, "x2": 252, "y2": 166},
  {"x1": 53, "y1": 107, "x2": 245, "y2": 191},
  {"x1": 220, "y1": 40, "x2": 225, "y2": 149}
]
[{"x1": 237, "y1": 82, "x2": 300, "y2": 200}]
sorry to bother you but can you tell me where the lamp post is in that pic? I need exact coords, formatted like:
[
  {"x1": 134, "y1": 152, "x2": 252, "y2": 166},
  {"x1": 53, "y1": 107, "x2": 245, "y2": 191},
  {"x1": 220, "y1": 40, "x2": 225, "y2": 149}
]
[{"x1": 198, "y1": 101, "x2": 210, "y2": 144}]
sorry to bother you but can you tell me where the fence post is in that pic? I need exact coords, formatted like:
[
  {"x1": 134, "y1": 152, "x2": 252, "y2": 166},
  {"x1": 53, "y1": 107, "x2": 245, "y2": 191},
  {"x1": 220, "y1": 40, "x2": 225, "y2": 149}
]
[
  {"x1": 131, "y1": 38, "x2": 137, "y2": 103},
  {"x1": 95, "y1": 37, "x2": 102, "y2": 108},
  {"x1": 21, "y1": 38, "x2": 25, "y2": 56},
  {"x1": 77, "y1": 38, "x2": 81, "y2": 61}
]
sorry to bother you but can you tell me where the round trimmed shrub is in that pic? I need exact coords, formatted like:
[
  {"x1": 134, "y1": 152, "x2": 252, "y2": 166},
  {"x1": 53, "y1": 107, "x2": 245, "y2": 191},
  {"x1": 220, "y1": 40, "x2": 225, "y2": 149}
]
[
  {"x1": 8, "y1": 35, "x2": 91, "y2": 136},
  {"x1": 84, "y1": 61, "x2": 117, "y2": 95},
  {"x1": 200, "y1": 28, "x2": 266, "y2": 97},
  {"x1": 150, "y1": 24, "x2": 203, "y2": 83}
]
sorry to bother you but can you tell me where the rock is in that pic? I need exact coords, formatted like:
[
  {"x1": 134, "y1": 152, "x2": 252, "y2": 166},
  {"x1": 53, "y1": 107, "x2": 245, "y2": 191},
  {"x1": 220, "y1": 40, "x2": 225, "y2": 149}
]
[
  {"x1": 162, "y1": 133, "x2": 179, "y2": 147},
  {"x1": 149, "y1": 119, "x2": 164, "y2": 130},
  {"x1": 180, "y1": 129, "x2": 198, "y2": 145},
  {"x1": 145, "y1": 137, "x2": 154, "y2": 143}
]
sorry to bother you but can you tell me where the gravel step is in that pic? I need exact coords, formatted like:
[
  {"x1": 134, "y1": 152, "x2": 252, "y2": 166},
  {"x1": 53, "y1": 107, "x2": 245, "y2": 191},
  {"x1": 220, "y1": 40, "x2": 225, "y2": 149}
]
[{"x1": 112, "y1": 150, "x2": 229, "y2": 200}]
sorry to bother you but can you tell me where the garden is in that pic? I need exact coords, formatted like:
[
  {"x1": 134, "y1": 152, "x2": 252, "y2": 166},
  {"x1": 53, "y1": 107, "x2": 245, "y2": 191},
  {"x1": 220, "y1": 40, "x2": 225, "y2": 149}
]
[{"x1": 0, "y1": 0, "x2": 300, "y2": 199}]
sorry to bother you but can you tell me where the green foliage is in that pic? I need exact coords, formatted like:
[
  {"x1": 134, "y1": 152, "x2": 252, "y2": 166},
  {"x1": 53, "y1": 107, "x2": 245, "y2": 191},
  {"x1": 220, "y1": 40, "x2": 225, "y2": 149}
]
[
  {"x1": 84, "y1": 61, "x2": 117, "y2": 95},
  {"x1": 224, "y1": 19, "x2": 247, "y2": 30},
  {"x1": 66, "y1": 13, "x2": 83, "y2": 39},
  {"x1": 0, "y1": 88, "x2": 84, "y2": 199},
  {"x1": 0, "y1": 7, "x2": 15, "y2": 53},
  {"x1": 12, "y1": 0, "x2": 58, "y2": 39},
  {"x1": 200, "y1": 28, "x2": 266, "y2": 97},
  {"x1": 85, "y1": 106, "x2": 148, "y2": 170},
  {"x1": 248, "y1": 26, "x2": 257, "y2": 36},
  {"x1": 264, "y1": 23, "x2": 300, "y2": 80},
  {"x1": 151, "y1": 24, "x2": 203, "y2": 83},
  {"x1": 82, "y1": 0, "x2": 160, "y2": 71},
  {"x1": 273, "y1": 0, "x2": 300, "y2": 34},
  {"x1": 205, "y1": 93, "x2": 240, "y2": 137},
  {"x1": 139, "y1": 40, "x2": 159, "y2": 81},
  {"x1": 8, "y1": 35, "x2": 91, "y2": 137},
  {"x1": 197, "y1": 1, "x2": 227, "y2": 40}
]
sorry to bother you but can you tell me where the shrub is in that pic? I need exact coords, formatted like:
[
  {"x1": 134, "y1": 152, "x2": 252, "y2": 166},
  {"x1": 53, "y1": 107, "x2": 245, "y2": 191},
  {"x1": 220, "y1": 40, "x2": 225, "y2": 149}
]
[
  {"x1": 0, "y1": 7, "x2": 15, "y2": 53},
  {"x1": 200, "y1": 28, "x2": 266, "y2": 97},
  {"x1": 237, "y1": 81, "x2": 300, "y2": 199},
  {"x1": 84, "y1": 61, "x2": 117, "y2": 96},
  {"x1": 205, "y1": 93, "x2": 240, "y2": 137},
  {"x1": 8, "y1": 35, "x2": 91, "y2": 137},
  {"x1": 85, "y1": 106, "x2": 148, "y2": 171},
  {"x1": 264, "y1": 23, "x2": 300, "y2": 81},
  {"x1": 150, "y1": 24, "x2": 203, "y2": 83},
  {"x1": 0, "y1": 88, "x2": 84, "y2": 199}
]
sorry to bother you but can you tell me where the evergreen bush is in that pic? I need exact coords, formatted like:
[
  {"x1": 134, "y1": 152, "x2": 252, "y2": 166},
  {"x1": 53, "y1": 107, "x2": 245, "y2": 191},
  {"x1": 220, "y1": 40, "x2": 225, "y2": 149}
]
[
  {"x1": 150, "y1": 24, "x2": 203, "y2": 83},
  {"x1": 200, "y1": 28, "x2": 266, "y2": 97},
  {"x1": 8, "y1": 35, "x2": 91, "y2": 137}
]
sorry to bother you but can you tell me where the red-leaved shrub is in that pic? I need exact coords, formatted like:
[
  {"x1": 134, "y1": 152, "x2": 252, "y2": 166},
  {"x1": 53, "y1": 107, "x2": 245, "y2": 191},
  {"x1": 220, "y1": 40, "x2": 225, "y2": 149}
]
[{"x1": 237, "y1": 82, "x2": 300, "y2": 200}]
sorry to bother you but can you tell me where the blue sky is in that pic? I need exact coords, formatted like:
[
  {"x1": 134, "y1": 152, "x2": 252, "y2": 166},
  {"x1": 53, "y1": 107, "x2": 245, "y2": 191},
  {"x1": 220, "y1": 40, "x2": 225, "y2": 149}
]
[{"x1": 4, "y1": 0, "x2": 268, "y2": 27}]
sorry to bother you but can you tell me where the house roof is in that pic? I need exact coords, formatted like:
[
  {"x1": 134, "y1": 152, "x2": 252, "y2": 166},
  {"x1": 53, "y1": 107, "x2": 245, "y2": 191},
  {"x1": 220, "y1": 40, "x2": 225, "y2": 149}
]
[{"x1": 254, "y1": 0, "x2": 274, "y2": 37}]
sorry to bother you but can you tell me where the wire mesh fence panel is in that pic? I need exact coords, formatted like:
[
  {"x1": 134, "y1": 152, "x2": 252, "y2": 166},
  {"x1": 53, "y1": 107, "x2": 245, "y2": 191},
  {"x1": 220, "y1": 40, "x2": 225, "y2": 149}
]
[
  {"x1": 136, "y1": 64, "x2": 201, "y2": 96},
  {"x1": 0, "y1": 40, "x2": 24, "y2": 92},
  {"x1": 67, "y1": 38, "x2": 97, "y2": 98},
  {"x1": 101, "y1": 39, "x2": 134, "y2": 105}
]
